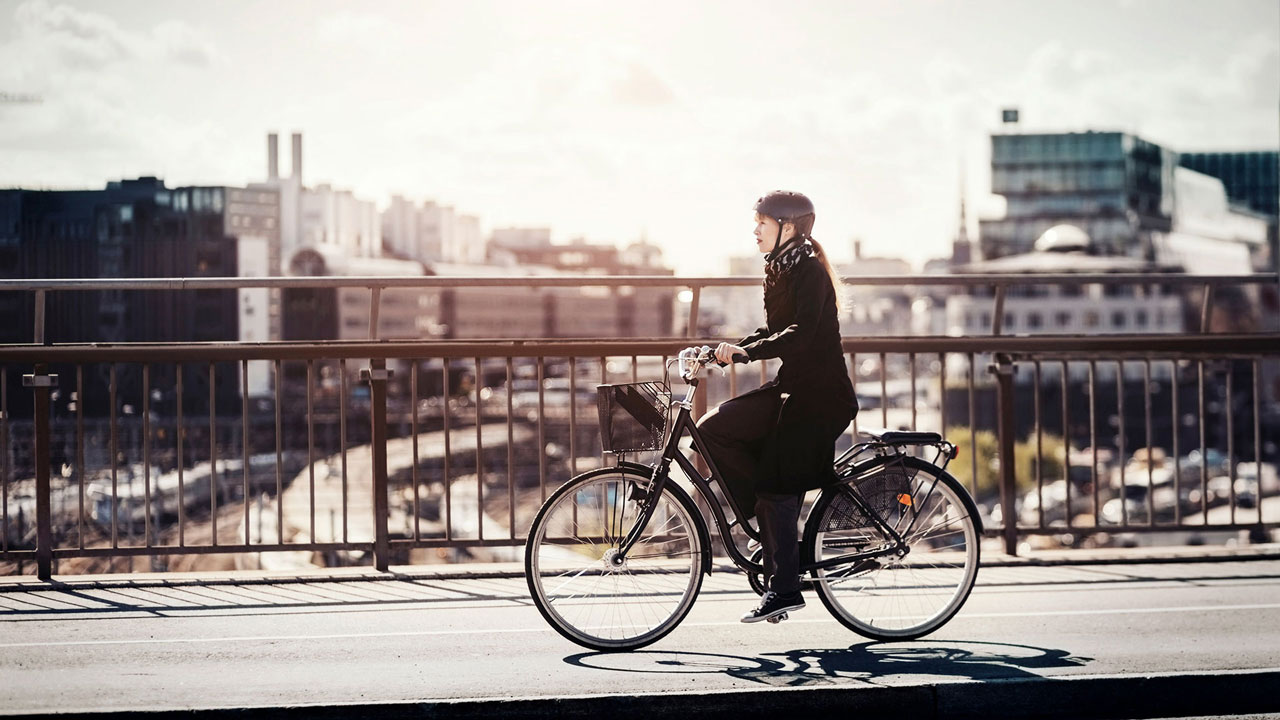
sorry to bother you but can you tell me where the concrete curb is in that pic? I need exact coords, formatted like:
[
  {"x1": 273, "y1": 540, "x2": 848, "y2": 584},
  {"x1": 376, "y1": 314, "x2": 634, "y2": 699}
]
[
  {"x1": 10, "y1": 668, "x2": 1280, "y2": 719},
  {"x1": 2, "y1": 544, "x2": 1279, "y2": 592}
]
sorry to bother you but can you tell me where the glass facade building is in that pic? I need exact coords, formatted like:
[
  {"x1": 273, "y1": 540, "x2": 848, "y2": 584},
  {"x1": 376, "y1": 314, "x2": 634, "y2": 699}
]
[
  {"x1": 980, "y1": 132, "x2": 1176, "y2": 259},
  {"x1": 1179, "y1": 151, "x2": 1279, "y2": 220}
]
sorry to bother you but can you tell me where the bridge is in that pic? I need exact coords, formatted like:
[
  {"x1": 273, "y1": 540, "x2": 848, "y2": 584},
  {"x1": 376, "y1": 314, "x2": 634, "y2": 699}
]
[
  {"x1": 1, "y1": 272, "x2": 1278, "y2": 718},
  {"x1": 3, "y1": 551, "x2": 1279, "y2": 718}
]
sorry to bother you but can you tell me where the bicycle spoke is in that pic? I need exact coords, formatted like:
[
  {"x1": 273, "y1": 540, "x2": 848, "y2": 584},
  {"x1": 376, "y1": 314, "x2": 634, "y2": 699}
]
[
  {"x1": 810, "y1": 462, "x2": 978, "y2": 641},
  {"x1": 527, "y1": 470, "x2": 704, "y2": 650}
]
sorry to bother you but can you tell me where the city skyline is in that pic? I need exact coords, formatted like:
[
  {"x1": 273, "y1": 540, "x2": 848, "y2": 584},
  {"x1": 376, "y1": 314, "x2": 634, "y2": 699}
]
[{"x1": 1, "y1": 0, "x2": 1277, "y2": 274}]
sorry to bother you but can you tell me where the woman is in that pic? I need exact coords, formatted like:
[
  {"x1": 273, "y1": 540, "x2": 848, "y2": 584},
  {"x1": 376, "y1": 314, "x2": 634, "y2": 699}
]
[{"x1": 696, "y1": 190, "x2": 858, "y2": 623}]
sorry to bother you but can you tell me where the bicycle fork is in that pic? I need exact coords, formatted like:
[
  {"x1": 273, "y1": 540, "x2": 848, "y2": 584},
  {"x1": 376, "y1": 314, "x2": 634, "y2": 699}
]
[{"x1": 612, "y1": 461, "x2": 670, "y2": 563}]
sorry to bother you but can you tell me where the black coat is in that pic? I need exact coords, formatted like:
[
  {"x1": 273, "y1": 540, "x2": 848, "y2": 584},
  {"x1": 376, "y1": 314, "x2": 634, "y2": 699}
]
[{"x1": 737, "y1": 253, "x2": 858, "y2": 494}]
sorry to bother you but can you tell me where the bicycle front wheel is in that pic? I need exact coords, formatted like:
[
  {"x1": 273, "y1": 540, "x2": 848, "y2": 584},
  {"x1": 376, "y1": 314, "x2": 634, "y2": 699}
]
[
  {"x1": 525, "y1": 467, "x2": 705, "y2": 651},
  {"x1": 804, "y1": 457, "x2": 980, "y2": 641}
]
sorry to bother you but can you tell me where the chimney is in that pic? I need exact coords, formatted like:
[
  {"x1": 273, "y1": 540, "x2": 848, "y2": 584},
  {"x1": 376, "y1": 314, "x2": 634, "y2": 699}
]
[
  {"x1": 291, "y1": 132, "x2": 302, "y2": 182},
  {"x1": 853, "y1": 239, "x2": 862, "y2": 260},
  {"x1": 267, "y1": 133, "x2": 279, "y2": 180}
]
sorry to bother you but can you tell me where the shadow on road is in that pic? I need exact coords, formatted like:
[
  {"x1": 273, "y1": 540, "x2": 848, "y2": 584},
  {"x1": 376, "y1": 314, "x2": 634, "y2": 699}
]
[
  {"x1": 0, "y1": 575, "x2": 533, "y2": 621},
  {"x1": 565, "y1": 640, "x2": 1093, "y2": 687}
]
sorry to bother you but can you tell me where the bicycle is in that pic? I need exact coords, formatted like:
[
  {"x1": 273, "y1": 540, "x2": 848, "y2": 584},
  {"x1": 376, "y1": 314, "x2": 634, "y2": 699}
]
[{"x1": 525, "y1": 346, "x2": 982, "y2": 651}]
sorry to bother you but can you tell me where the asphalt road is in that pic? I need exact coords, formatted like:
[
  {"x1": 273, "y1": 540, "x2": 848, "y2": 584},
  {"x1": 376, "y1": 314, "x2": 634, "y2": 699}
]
[{"x1": 2, "y1": 559, "x2": 1279, "y2": 716}]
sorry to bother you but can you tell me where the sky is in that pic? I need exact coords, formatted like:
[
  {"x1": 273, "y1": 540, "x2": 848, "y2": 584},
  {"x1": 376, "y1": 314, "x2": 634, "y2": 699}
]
[{"x1": 0, "y1": 0, "x2": 1276, "y2": 274}]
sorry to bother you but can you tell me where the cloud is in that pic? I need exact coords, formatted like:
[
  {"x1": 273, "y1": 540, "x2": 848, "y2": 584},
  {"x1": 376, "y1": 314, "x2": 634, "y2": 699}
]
[
  {"x1": 611, "y1": 63, "x2": 676, "y2": 107},
  {"x1": 1227, "y1": 33, "x2": 1280, "y2": 110},
  {"x1": 9, "y1": 1, "x2": 222, "y2": 71},
  {"x1": 153, "y1": 20, "x2": 221, "y2": 67},
  {"x1": 14, "y1": 0, "x2": 135, "y2": 68}
]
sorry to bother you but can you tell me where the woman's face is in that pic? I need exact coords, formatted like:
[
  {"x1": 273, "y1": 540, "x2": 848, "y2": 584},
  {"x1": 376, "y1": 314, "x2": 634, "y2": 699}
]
[{"x1": 753, "y1": 214, "x2": 793, "y2": 255}]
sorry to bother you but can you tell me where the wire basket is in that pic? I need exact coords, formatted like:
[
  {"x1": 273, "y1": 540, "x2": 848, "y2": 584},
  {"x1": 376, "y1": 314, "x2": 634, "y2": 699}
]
[{"x1": 596, "y1": 381, "x2": 671, "y2": 454}]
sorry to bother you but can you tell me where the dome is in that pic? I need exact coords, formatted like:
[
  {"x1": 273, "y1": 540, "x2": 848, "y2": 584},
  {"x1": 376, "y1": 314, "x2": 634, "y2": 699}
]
[{"x1": 1034, "y1": 224, "x2": 1091, "y2": 253}]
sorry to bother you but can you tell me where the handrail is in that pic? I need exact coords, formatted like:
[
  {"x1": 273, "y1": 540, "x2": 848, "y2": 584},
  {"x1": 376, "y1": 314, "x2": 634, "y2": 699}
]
[
  {"x1": 6, "y1": 272, "x2": 1273, "y2": 344},
  {"x1": 0, "y1": 272, "x2": 1274, "y2": 291},
  {"x1": 0, "y1": 333, "x2": 1275, "y2": 363}
]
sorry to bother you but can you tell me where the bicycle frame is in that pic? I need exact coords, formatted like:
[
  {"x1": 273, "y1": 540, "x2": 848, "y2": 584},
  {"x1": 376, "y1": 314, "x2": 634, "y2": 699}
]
[{"x1": 615, "y1": 361, "x2": 961, "y2": 579}]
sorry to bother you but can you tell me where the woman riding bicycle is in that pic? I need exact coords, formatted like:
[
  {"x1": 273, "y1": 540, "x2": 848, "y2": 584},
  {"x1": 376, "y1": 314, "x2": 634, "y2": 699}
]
[{"x1": 697, "y1": 190, "x2": 858, "y2": 623}]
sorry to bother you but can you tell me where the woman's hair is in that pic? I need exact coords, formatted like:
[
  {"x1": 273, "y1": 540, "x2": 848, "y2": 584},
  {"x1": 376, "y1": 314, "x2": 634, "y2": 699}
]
[{"x1": 787, "y1": 213, "x2": 845, "y2": 313}]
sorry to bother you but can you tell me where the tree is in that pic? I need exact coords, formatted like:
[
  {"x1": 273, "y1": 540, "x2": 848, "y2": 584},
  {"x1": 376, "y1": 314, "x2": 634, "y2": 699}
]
[{"x1": 946, "y1": 427, "x2": 1065, "y2": 502}]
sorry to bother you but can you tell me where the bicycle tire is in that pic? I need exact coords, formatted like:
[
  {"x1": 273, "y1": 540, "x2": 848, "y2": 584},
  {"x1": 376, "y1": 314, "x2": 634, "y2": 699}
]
[
  {"x1": 525, "y1": 467, "x2": 706, "y2": 651},
  {"x1": 803, "y1": 456, "x2": 980, "y2": 641}
]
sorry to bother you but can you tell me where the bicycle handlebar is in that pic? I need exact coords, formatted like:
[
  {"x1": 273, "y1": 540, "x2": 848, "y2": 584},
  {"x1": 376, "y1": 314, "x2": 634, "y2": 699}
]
[{"x1": 678, "y1": 345, "x2": 748, "y2": 382}]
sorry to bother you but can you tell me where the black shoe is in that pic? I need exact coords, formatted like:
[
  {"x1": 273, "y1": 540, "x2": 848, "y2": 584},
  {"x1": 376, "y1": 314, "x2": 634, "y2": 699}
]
[{"x1": 740, "y1": 590, "x2": 805, "y2": 623}]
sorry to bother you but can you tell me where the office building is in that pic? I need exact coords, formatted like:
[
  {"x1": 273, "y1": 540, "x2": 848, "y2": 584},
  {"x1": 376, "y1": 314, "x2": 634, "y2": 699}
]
[
  {"x1": 838, "y1": 239, "x2": 915, "y2": 337},
  {"x1": 283, "y1": 246, "x2": 675, "y2": 342},
  {"x1": 258, "y1": 132, "x2": 381, "y2": 263},
  {"x1": 1179, "y1": 151, "x2": 1279, "y2": 219},
  {"x1": 381, "y1": 196, "x2": 485, "y2": 265},
  {"x1": 980, "y1": 132, "x2": 1271, "y2": 272},
  {"x1": 980, "y1": 131, "x2": 1176, "y2": 260},
  {"x1": 948, "y1": 225, "x2": 1184, "y2": 345},
  {"x1": 0, "y1": 177, "x2": 279, "y2": 415}
]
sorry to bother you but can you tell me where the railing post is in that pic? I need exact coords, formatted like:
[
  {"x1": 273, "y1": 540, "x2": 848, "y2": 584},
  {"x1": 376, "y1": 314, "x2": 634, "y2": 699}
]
[
  {"x1": 363, "y1": 361, "x2": 392, "y2": 573},
  {"x1": 686, "y1": 285, "x2": 701, "y2": 338},
  {"x1": 991, "y1": 353, "x2": 1019, "y2": 556},
  {"x1": 33, "y1": 289, "x2": 46, "y2": 345},
  {"x1": 24, "y1": 364, "x2": 58, "y2": 580}
]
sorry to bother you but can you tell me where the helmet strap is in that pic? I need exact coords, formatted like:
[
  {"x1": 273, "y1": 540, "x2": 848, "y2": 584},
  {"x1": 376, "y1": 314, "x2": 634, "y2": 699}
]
[{"x1": 766, "y1": 225, "x2": 801, "y2": 262}]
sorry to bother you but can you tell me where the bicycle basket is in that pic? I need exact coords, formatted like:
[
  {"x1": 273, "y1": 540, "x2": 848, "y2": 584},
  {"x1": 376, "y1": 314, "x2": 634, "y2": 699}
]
[{"x1": 596, "y1": 381, "x2": 671, "y2": 453}]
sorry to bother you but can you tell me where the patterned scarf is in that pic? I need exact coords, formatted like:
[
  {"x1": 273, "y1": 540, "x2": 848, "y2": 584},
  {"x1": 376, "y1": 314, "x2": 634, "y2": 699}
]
[{"x1": 763, "y1": 238, "x2": 816, "y2": 294}]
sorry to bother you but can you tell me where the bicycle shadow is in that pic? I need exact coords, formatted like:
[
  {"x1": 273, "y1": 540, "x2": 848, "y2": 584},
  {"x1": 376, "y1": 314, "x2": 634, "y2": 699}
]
[{"x1": 564, "y1": 640, "x2": 1093, "y2": 687}]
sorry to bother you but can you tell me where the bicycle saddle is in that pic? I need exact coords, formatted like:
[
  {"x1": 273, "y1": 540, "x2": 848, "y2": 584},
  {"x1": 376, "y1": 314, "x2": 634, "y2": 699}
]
[{"x1": 858, "y1": 427, "x2": 943, "y2": 444}]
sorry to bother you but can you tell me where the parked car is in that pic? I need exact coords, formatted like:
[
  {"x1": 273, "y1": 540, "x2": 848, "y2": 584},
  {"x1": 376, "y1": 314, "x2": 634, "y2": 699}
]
[
  {"x1": 1100, "y1": 483, "x2": 1178, "y2": 526},
  {"x1": 1018, "y1": 478, "x2": 1096, "y2": 527},
  {"x1": 1177, "y1": 448, "x2": 1229, "y2": 485}
]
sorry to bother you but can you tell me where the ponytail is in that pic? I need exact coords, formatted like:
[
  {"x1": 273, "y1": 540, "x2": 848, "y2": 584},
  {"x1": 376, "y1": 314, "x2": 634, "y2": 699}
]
[
  {"x1": 783, "y1": 211, "x2": 845, "y2": 313},
  {"x1": 807, "y1": 237, "x2": 846, "y2": 313}
]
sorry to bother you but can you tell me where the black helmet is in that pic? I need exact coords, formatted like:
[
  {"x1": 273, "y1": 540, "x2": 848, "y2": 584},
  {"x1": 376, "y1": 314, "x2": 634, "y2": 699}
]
[{"x1": 754, "y1": 190, "x2": 814, "y2": 223}]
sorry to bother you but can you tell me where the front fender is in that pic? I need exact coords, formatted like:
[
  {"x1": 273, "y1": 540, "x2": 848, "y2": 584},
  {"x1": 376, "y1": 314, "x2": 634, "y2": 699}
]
[{"x1": 617, "y1": 460, "x2": 714, "y2": 576}]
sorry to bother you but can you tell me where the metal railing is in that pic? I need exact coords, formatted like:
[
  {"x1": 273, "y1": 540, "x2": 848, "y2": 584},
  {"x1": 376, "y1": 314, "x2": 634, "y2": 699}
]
[
  {"x1": 1, "y1": 272, "x2": 1277, "y2": 578},
  {"x1": 4, "y1": 271, "x2": 1277, "y2": 341}
]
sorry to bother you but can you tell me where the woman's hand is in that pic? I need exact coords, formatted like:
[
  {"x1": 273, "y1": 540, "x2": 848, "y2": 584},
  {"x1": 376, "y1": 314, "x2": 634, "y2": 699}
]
[{"x1": 714, "y1": 342, "x2": 748, "y2": 365}]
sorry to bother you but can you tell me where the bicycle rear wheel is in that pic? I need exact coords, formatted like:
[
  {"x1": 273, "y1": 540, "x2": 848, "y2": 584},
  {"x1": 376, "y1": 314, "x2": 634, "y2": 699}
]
[
  {"x1": 525, "y1": 467, "x2": 705, "y2": 651},
  {"x1": 804, "y1": 456, "x2": 980, "y2": 641}
]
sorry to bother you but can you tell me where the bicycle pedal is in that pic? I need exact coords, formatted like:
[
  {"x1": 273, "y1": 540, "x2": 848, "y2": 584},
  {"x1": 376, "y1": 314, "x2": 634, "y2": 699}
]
[{"x1": 767, "y1": 612, "x2": 788, "y2": 624}]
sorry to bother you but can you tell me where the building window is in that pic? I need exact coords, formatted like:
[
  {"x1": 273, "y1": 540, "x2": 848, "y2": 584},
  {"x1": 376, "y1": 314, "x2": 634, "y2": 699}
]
[
  {"x1": 1055, "y1": 311, "x2": 1071, "y2": 328},
  {"x1": 1003, "y1": 313, "x2": 1015, "y2": 329},
  {"x1": 1135, "y1": 310, "x2": 1148, "y2": 328},
  {"x1": 1084, "y1": 311, "x2": 1100, "y2": 328},
  {"x1": 1027, "y1": 312, "x2": 1043, "y2": 329},
  {"x1": 1112, "y1": 311, "x2": 1127, "y2": 328}
]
